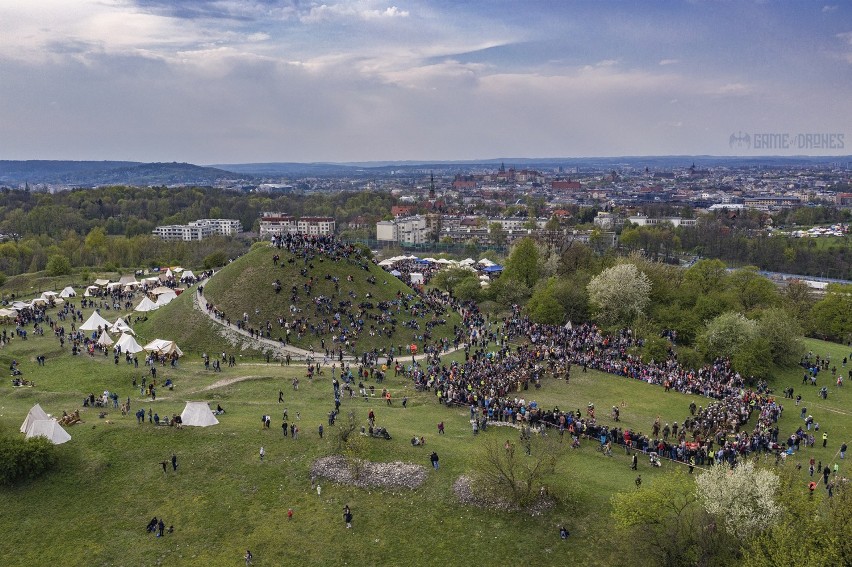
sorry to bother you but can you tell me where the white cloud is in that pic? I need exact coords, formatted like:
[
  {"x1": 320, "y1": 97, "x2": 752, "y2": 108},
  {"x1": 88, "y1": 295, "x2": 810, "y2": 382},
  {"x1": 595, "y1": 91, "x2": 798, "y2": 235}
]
[
  {"x1": 659, "y1": 58, "x2": 680, "y2": 66},
  {"x1": 301, "y1": 2, "x2": 409, "y2": 24},
  {"x1": 822, "y1": 5, "x2": 838, "y2": 13}
]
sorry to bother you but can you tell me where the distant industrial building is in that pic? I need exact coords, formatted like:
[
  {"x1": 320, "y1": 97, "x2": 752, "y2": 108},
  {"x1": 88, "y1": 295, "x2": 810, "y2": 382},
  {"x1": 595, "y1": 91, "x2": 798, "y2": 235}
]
[{"x1": 153, "y1": 218, "x2": 242, "y2": 241}]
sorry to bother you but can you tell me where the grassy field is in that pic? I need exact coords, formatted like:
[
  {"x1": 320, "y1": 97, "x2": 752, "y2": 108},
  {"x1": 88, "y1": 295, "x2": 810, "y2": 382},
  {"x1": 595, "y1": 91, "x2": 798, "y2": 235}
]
[
  {"x1": 202, "y1": 245, "x2": 462, "y2": 355},
  {"x1": 1, "y1": 300, "x2": 850, "y2": 566}
]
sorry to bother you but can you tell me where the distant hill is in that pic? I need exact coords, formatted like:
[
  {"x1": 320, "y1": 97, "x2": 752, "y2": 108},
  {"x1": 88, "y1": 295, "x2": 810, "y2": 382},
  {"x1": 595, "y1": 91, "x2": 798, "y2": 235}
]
[{"x1": 0, "y1": 160, "x2": 248, "y2": 186}]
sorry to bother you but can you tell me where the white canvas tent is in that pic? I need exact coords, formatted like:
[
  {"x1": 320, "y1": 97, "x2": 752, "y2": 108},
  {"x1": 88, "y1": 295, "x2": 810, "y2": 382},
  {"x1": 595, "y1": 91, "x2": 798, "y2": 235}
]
[
  {"x1": 151, "y1": 286, "x2": 173, "y2": 296},
  {"x1": 118, "y1": 275, "x2": 138, "y2": 286},
  {"x1": 180, "y1": 270, "x2": 195, "y2": 281},
  {"x1": 83, "y1": 285, "x2": 100, "y2": 297},
  {"x1": 0, "y1": 307, "x2": 17, "y2": 319},
  {"x1": 180, "y1": 401, "x2": 219, "y2": 427},
  {"x1": 110, "y1": 318, "x2": 134, "y2": 335},
  {"x1": 93, "y1": 279, "x2": 111, "y2": 287},
  {"x1": 409, "y1": 272, "x2": 424, "y2": 285},
  {"x1": 41, "y1": 291, "x2": 58, "y2": 298},
  {"x1": 156, "y1": 290, "x2": 177, "y2": 306},
  {"x1": 20, "y1": 404, "x2": 49, "y2": 434},
  {"x1": 144, "y1": 339, "x2": 184, "y2": 357},
  {"x1": 59, "y1": 286, "x2": 76, "y2": 298},
  {"x1": 25, "y1": 419, "x2": 71, "y2": 444},
  {"x1": 80, "y1": 311, "x2": 111, "y2": 332},
  {"x1": 134, "y1": 297, "x2": 159, "y2": 312},
  {"x1": 115, "y1": 333, "x2": 144, "y2": 354},
  {"x1": 97, "y1": 330, "x2": 114, "y2": 347}
]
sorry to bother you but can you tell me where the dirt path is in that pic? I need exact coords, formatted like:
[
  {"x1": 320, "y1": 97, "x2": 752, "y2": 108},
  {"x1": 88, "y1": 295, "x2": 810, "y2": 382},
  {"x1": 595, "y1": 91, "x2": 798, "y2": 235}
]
[{"x1": 192, "y1": 274, "x2": 468, "y2": 364}]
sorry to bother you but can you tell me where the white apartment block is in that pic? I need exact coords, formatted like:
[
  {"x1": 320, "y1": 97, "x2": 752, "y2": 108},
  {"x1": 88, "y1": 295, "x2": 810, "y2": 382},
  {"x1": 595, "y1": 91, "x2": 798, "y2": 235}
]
[
  {"x1": 375, "y1": 216, "x2": 430, "y2": 244},
  {"x1": 376, "y1": 220, "x2": 398, "y2": 242},
  {"x1": 153, "y1": 218, "x2": 242, "y2": 241},
  {"x1": 193, "y1": 218, "x2": 242, "y2": 235},
  {"x1": 259, "y1": 212, "x2": 335, "y2": 238},
  {"x1": 628, "y1": 214, "x2": 697, "y2": 228}
]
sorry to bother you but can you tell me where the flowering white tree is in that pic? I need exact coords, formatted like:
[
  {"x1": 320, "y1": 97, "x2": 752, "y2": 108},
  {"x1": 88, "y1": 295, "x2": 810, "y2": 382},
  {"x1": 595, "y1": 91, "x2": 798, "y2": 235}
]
[
  {"x1": 586, "y1": 263, "x2": 651, "y2": 327},
  {"x1": 698, "y1": 312, "x2": 758, "y2": 360},
  {"x1": 695, "y1": 461, "x2": 782, "y2": 538}
]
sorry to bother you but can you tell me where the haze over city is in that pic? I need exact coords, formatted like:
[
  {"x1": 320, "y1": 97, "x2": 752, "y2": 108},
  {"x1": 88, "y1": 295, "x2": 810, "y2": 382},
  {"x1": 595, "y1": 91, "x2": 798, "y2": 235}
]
[{"x1": 1, "y1": 1, "x2": 851, "y2": 163}]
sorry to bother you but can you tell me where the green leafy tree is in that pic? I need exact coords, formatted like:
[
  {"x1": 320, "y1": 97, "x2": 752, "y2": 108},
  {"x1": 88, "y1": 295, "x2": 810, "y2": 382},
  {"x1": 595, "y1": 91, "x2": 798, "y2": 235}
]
[
  {"x1": 503, "y1": 237, "x2": 540, "y2": 288},
  {"x1": 46, "y1": 254, "x2": 72, "y2": 276},
  {"x1": 684, "y1": 259, "x2": 728, "y2": 295},
  {"x1": 611, "y1": 469, "x2": 738, "y2": 567},
  {"x1": 809, "y1": 284, "x2": 852, "y2": 342},
  {"x1": 587, "y1": 263, "x2": 651, "y2": 327},
  {"x1": 526, "y1": 278, "x2": 565, "y2": 325},
  {"x1": 744, "y1": 470, "x2": 852, "y2": 567},
  {"x1": 757, "y1": 307, "x2": 804, "y2": 367},
  {"x1": 488, "y1": 222, "x2": 507, "y2": 246},
  {"x1": 698, "y1": 312, "x2": 758, "y2": 361},
  {"x1": 728, "y1": 267, "x2": 779, "y2": 312}
]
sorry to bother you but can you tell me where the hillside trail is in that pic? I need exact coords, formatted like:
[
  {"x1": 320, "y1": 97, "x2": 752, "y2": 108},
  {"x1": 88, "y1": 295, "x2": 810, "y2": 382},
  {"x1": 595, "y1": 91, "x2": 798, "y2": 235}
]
[{"x1": 192, "y1": 276, "x2": 466, "y2": 365}]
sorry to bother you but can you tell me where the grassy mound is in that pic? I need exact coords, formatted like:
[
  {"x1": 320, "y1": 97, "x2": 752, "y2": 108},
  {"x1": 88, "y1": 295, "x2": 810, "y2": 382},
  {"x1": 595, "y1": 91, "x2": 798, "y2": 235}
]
[
  {"x1": 133, "y1": 285, "x2": 267, "y2": 360},
  {"x1": 202, "y1": 244, "x2": 461, "y2": 354}
]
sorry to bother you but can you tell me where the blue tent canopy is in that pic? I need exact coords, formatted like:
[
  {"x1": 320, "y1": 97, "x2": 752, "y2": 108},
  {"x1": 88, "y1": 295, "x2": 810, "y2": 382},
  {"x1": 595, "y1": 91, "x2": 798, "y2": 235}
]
[{"x1": 483, "y1": 265, "x2": 503, "y2": 273}]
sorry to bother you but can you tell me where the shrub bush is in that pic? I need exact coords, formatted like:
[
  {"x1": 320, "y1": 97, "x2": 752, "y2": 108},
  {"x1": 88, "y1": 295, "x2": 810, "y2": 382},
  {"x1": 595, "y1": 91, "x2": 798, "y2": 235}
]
[{"x1": 0, "y1": 434, "x2": 59, "y2": 486}]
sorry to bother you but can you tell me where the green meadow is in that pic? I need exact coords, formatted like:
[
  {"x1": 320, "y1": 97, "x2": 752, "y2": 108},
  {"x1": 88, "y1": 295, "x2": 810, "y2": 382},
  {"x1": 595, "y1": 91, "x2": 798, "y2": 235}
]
[{"x1": 0, "y1": 269, "x2": 850, "y2": 565}]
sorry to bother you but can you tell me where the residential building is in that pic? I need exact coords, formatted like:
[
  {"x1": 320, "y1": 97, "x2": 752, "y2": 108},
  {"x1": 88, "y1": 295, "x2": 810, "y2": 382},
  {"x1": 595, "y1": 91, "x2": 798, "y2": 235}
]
[
  {"x1": 153, "y1": 218, "x2": 242, "y2": 241},
  {"x1": 259, "y1": 213, "x2": 336, "y2": 238},
  {"x1": 627, "y1": 214, "x2": 697, "y2": 228}
]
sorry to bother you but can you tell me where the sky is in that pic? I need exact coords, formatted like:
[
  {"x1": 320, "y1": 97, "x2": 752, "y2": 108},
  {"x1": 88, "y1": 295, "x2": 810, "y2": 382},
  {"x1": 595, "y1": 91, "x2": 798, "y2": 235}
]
[{"x1": 1, "y1": 0, "x2": 851, "y2": 163}]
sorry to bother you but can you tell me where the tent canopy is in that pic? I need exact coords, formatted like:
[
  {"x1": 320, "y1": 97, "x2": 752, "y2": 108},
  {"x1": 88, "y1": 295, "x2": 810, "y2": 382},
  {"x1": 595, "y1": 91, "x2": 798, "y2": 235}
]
[
  {"x1": 118, "y1": 275, "x2": 137, "y2": 285},
  {"x1": 180, "y1": 401, "x2": 219, "y2": 427},
  {"x1": 115, "y1": 333, "x2": 144, "y2": 354},
  {"x1": 20, "y1": 404, "x2": 49, "y2": 434},
  {"x1": 93, "y1": 279, "x2": 110, "y2": 287},
  {"x1": 110, "y1": 318, "x2": 134, "y2": 335},
  {"x1": 156, "y1": 290, "x2": 177, "y2": 306},
  {"x1": 144, "y1": 339, "x2": 183, "y2": 357},
  {"x1": 80, "y1": 311, "x2": 111, "y2": 331},
  {"x1": 135, "y1": 297, "x2": 159, "y2": 312},
  {"x1": 59, "y1": 286, "x2": 76, "y2": 298},
  {"x1": 25, "y1": 419, "x2": 71, "y2": 444},
  {"x1": 97, "y1": 330, "x2": 114, "y2": 347}
]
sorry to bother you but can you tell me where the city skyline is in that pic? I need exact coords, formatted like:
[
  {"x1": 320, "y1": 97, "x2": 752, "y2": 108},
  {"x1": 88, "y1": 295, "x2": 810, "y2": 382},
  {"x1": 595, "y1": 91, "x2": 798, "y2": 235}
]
[{"x1": 1, "y1": 1, "x2": 851, "y2": 163}]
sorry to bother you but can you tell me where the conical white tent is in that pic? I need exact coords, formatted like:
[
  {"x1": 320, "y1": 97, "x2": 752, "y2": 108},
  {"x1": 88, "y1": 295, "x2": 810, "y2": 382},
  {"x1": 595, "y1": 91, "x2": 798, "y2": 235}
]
[
  {"x1": 20, "y1": 404, "x2": 49, "y2": 434},
  {"x1": 59, "y1": 286, "x2": 76, "y2": 298},
  {"x1": 110, "y1": 317, "x2": 134, "y2": 335},
  {"x1": 25, "y1": 419, "x2": 71, "y2": 444},
  {"x1": 134, "y1": 297, "x2": 159, "y2": 312},
  {"x1": 144, "y1": 339, "x2": 183, "y2": 357},
  {"x1": 97, "y1": 330, "x2": 114, "y2": 347},
  {"x1": 80, "y1": 311, "x2": 111, "y2": 331},
  {"x1": 180, "y1": 402, "x2": 219, "y2": 427},
  {"x1": 115, "y1": 333, "x2": 144, "y2": 354}
]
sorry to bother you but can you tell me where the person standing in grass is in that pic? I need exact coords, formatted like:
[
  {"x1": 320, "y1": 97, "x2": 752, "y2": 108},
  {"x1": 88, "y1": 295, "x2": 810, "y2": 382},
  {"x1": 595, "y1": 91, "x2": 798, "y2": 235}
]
[
  {"x1": 343, "y1": 506, "x2": 353, "y2": 529},
  {"x1": 260, "y1": 446, "x2": 265, "y2": 462},
  {"x1": 245, "y1": 549, "x2": 253, "y2": 565}
]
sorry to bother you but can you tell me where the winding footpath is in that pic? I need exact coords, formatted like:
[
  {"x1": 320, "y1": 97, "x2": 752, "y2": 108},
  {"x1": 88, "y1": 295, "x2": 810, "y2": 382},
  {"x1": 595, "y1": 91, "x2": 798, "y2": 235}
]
[{"x1": 191, "y1": 276, "x2": 466, "y2": 364}]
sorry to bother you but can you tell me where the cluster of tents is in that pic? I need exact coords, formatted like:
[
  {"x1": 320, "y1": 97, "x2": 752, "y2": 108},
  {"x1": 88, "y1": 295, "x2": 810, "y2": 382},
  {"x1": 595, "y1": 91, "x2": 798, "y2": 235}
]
[
  {"x1": 19, "y1": 401, "x2": 219, "y2": 445},
  {"x1": 79, "y1": 311, "x2": 183, "y2": 357},
  {"x1": 377, "y1": 255, "x2": 503, "y2": 287}
]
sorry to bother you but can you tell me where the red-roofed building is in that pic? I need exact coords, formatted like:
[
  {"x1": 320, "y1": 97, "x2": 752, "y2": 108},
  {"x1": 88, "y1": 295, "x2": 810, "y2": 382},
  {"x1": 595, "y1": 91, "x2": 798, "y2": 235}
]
[
  {"x1": 392, "y1": 205, "x2": 415, "y2": 217},
  {"x1": 552, "y1": 180, "x2": 581, "y2": 191}
]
